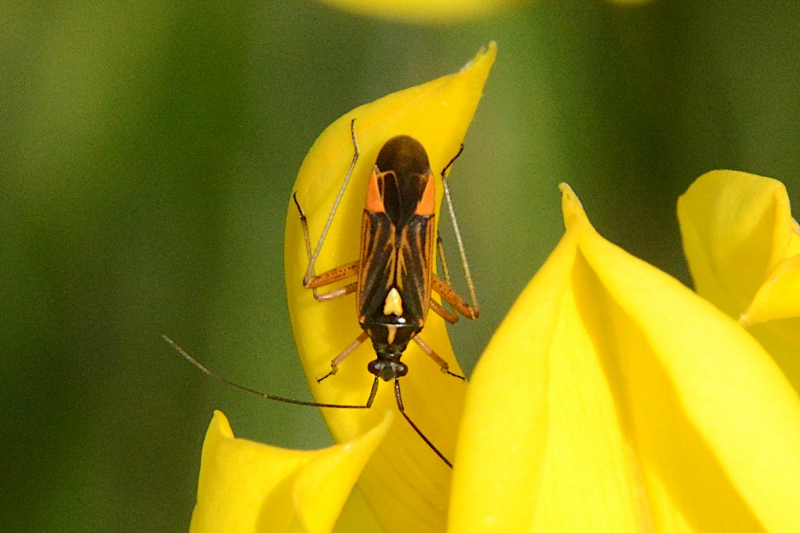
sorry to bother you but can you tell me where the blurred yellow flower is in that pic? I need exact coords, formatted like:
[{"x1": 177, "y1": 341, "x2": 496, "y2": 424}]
[
  {"x1": 678, "y1": 171, "x2": 800, "y2": 393},
  {"x1": 451, "y1": 183, "x2": 800, "y2": 532},
  {"x1": 318, "y1": 0, "x2": 520, "y2": 23},
  {"x1": 317, "y1": 0, "x2": 649, "y2": 24}
]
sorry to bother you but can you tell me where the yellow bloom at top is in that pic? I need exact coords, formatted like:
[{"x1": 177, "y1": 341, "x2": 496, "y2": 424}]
[
  {"x1": 317, "y1": 0, "x2": 651, "y2": 23},
  {"x1": 319, "y1": 0, "x2": 521, "y2": 23}
]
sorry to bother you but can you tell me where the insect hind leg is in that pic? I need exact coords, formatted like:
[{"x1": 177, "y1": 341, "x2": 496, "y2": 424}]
[
  {"x1": 429, "y1": 297, "x2": 459, "y2": 324},
  {"x1": 438, "y1": 145, "x2": 480, "y2": 321}
]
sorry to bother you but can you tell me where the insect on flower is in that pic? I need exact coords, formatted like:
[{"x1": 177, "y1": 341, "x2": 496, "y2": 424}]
[{"x1": 165, "y1": 119, "x2": 479, "y2": 468}]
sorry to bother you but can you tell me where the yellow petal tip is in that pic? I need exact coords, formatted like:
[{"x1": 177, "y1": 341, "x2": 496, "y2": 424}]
[
  {"x1": 462, "y1": 41, "x2": 497, "y2": 72},
  {"x1": 210, "y1": 410, "x2": 234, "y2": 438},
  {"x1": 559, "y1": 182, "x2": 587, "y2": 229}
]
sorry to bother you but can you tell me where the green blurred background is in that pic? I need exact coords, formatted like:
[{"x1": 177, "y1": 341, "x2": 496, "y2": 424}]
[{"x1": 2, "y1": 1, "x2": 799, "y2": 531}]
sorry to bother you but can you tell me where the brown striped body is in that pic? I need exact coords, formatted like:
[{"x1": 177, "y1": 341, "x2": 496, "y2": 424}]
[{"x1": 357, "y1": 136, "x2": 436, "y2": 381}]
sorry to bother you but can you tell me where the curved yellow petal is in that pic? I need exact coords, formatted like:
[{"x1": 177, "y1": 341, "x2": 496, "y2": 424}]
[
  {"x1": 678, "y1": 170, "x2": 800, "y2": 392},
  {"x1": 285, "y1": 44, "x2": 495, "y2": 532},
  {"x1": 190, "y1": 411, "x2": 390, "y2": 533},
  {"x1": 677, "y1": 170, "x2": 798, "y2": 323},
  {"x1": 318, "y1": 0, "x2": 522, "y2": 24},
  {"x1": 450, "y1": 184, "x2": 800, "y2": 532}
]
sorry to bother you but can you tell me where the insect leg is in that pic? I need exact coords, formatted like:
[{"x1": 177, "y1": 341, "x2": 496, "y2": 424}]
[
  {"x1": 298, "y1": 119, "x2": 360, "y2": 288},
  {"x1": 412, "y1": 335, "x2": 465, "y2": 381},
  {"x1": 393, "y1": 378, "x2": 453, "y2": 468},
  {"x1": 302, "y1": 261, "x2": 358, "y2": 289},
  {"x1": 436, "y1": 234, "x2": 453, "y2": 287},
  {"x1": 311, "y1": 281, "x2": 357, "y2": 302},
  {"x1": 431, "y1": 274, "x2": 478, "y2": 320},
  {"x1": 429, "y1": 298, "x2": 459, "y2": 324},
  {"x1": 317, "y1": 331, "x2": 369, "y2": 382},
  {"x1": 431, "y1": 233, "x2": 460, "y2": 324},
  {"x1": 439, "y1": 146, "x2": 480, "y2": 320},
  {"x1": 293, "y1": 192, "x2": 359, "y2": 300}
]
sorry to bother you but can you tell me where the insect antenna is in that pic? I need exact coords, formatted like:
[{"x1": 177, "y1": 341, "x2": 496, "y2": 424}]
[
  {"x1": 441, "y1": 143, "x2": 465, "y2": 175},
  {"x1": 165, "y1": 335, "x2": 454, "y2": 466},
  {"x1": 163, "y1": 335, "x2": 369, "y2": 410},
  {"x1": 392, "y1": 379, "x2": 453, "y2": 468}
]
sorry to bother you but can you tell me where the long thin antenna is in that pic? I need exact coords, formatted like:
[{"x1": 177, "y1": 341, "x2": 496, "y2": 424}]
[
  {"x1": 393, "y1": 379, "x2": 452, "y2": 468},
  {"x1": 165, "y1": 335, "x2": 455, "y2": 468},
  {"x1": 163, "y1": 335, "x2": 368, "y2": 410}
]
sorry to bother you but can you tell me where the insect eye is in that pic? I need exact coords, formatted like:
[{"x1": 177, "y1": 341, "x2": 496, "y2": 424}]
[
  {"x1": 396, "y1": 363, "x2": 408, "y2": 377},
  {"x1": 367, "y1": 360, "x2": 382, "y2": 376}
]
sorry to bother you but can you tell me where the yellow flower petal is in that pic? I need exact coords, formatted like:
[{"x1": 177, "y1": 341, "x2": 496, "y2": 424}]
[
  {"x1": 677, "y1": 170, "x2": 799, "y2": 324},
  {"x1": 450, "y1": 184, "x2": 800, "y2": 532},
  {"x1": 285, "y1": 44, "x2": 495, "y2": 532},
  {"x1": 317, "y1": 0, "x2": 650, "y2": 22},
  {"x1": 678, "y1": 170, "x2": 800, "y2": 392},
  {"x1": 318, "y1": 0, "x2": 521, "y2": 23},
  {"x1": 190, "y1": 411, "x2": 390, "y2": 533}
]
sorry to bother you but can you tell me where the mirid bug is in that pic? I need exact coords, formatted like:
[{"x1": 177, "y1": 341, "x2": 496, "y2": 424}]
[
  {"x1": 292, "y1": 119, "x2": 479, "y2": 466},
  {"x1": 165, "y1": 119, "x2": 478, "y2": 468}
]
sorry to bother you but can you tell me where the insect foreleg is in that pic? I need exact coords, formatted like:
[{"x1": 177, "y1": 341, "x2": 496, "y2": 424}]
[{"x1": 317, "y1": 331, "x2": 369, "y2": 382}]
